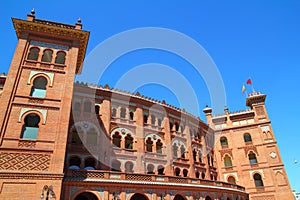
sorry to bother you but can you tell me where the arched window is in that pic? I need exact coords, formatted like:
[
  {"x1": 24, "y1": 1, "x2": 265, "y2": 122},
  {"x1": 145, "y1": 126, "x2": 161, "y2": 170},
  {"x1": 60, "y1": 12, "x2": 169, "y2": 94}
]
[
  {"x1": 71, "y1": 128, "x2": 82, "y2": 144},
  {"x1": 254, "y1": 173, "x2": 264, "y2": 187},
  {"x1": 125, "y1": 162, "x2": 134, "y2": 173},
  {"x1": 205, "y1": 197, "x2": 212, "y2": 200},
  {"x1": 183, "y1": 169, "x2": 188, "y2": 177},
  {"x1": 227, "y1": 176, "x2": 236, "y2": 184},
  {"x1": 207, "y1": 155, "x2": 211, "y2": 166},
  {"x1": 158, "y1": 165, "x2": 164, "y2": 175},
  {"x1": 173, "y1": 144, "x2": 178, "y2": 157},
  {"x1": 84, "y1": 157, "x2": 96, "y2": 170},
  {"x1": 220, "y1": 136, "x2": 228, "y2": 146},
  {"x1": 147, "y1": 164, "x2": 154, "y2": 174},
  {"x1": 27, "y1": 47, "x2": 39, "y2": 61},
  {"x1": 175, "y1": 168, "x2": 180, "y2": 176},
  {"x1": 156, "y1": 139, "x2": 163, "y2": 154},
  {"x1": 95, "y1": 105, "x2": 100, "y2": 115},
  {"x1": 248, "y1": 151, "x2": 258, "y2": 164},
  {"x1": 125, "y1": 134, "x2": 133, "y2": 149},
  {"x1": 193, "y1": 149, "x2": 197, "y2": 162},
  {"x1": 20, "y1": 114, "x2": 40, "y2": 140},
  {"x1": 112, "y1": 160, "x2": 121, "y2": 172},
  {"x1": 244, "y1": 133, "x2": 252, "y2": 142},
  {"x1": 120, "y1": 107, "x2": 126, "y2": 118},
  {"x1": 86, "y1": 128, "x2": 97, "y2": 145},
  {"x1": 201, "y1": 172, "x2": 205, "y2": 179},
  {"x1": 180, "y1": 145, "x2": 186, "y2": 159},
  {"x1": 199, "y1": 151, "x2": 203, "y2": 163},
  {"x1": 195, "y1": 171, "x2": 200, "y2": 178},
  {"x1": 30, "y1": 76, "x2": 47, "y2": 98},
  {"x1": 112, "y1": 108, "x2": 117, "y2": 117},
  {"x1": 169, "y1": 122, "x2": 173, "y2": 131},
  {"x1": 144, "y1": 115, "x2": 148, "y2": 124},
  {"x1": 41, "y1": 49, "x2": 53, "y2": 62},
  {"x1": 224, "y1": 155, "x2": 233, "y2": 168},
  {"x1": 175, "y1": 122, "x2": 179, "y2": 132},
  {"x1": 69, "y1": 156, "x2": 81, "y2": 169},
  {"x1": 112, "y1": 132, "x2": 121, "y2": 148},
  {"x1": 146, "y1": 137, "x2": 153, "y2": 152},
  {"x1": 84, "y1": 101, "x2": 91, "y2": 112},
  {"x1": 129, "y1": 111, "x2": 134, "y2": 120},
  {"x1": 157, "y1": 118, "x2": 162, "y2": 127},
  {"x1": 55, "y1": 51, "x2": 66, "y2": 64},
  {"x1": 151, "y1": 115, "x2": 156, "y2": 125}
]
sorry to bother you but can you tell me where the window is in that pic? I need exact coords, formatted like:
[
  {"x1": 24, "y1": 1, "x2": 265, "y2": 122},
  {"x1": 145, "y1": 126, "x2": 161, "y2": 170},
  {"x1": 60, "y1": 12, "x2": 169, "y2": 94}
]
[
  {"x1": 147, "y1": 164, "x2": 154, "y2": 174},
  {"x1": 227, "y1": 176, "x2": 236, "y2": 184},
  {"x1": 112, "y1": 132, "x2": 121, "y2": 148},
  {"x1": 183, "y1": 169, "x2": 188, "y2": 177},
  {"x1": 146, "y1": 137, "x2": 153, "y2": 152},
  {"x1": 193, "y1": 149, "x2": 197, "y2": 162},
  {"x1": 169, "y1": 122, "x2": 173, "y2": 131},
  {"x1": 74, "y1": 102, "x2": 81, "y2": 112},
  {"x1": 120, "y1": 107, "x2": 126, "y2": 118},
  {"x1": 199, "y1": 151, "x2": 203, "y2": 163},
  {"x1": 30, "y1": 77, "x2": 47, "y2": 98},
  {"x1": 254, "y1": 173, "x2": 264, "y2": 187},
  {"x1": 95, "y1": 105, "x2": 100, "y2": 115},
  {"x1": 224, "y1": 155, "x2": 233, "y2": 168},
  {"x1": 151, "y1": 115, "x2": 155, "y2": 125},
  {"x1": 207, "y1": 155, "x2": 211, "y2": 166},
  {"x1": 112, "y1": 160, "x2": 121, "y2": 172},
  {"x1": 173, "y1": 144, "x2": 178, "y2": 157},
  {"x1": 157, "y1": 118, "x2": 162, "y2": 127},
  {"x1": 71, "y1": 128, "x2": 82, "y2": 144},
  {"x1": 69, "y1": 156, "x2": 81, "y2": 169},
  {"x1": 158, "y1": 166, "x2": 164, "y2": 175},
  {"x1": 244, "y1": 133, "x2": 252, "y2": 142},
  {"x1": 175, "y1": 122, "x2": 179, "y2": 132},
  {"x1": 20, "y1": 114, "x2": 40, "y2": 140},
  {"x1": 87, "y1": 128, "x2": 97, "y2": 145},
  {"x1": 156, "y1": 139, "x2": 163, "y2": 154},
  {"x1": 220, "y1": 137, "x2": 228, "y2": 146},
  {"x1": 248, "y1": 151, "x2": 258, "y2": 164},
  {"x1": 112, "y1": 108, "x2": 117, "y2": 117},
  {"x1": 41, "y1": 49, "x2": 53, "y2": 62},
  {"x1": 84, "y1": 101, "x2": 91, "y2": 112},
  {"x1": 55, "y1": 51, "x2": 66, "y2": 64},
  {"x1": 180, "y1": 145, "x2": 185, "y2": 159},
  {"x1": 175, "y1": 168, "x2": 180, "y2": 176},
  {"x1": 84, "y1": 157, "x2": 96, "y2": 170},
  {"x1": 27, "y1": 47, "x2": 39, "y2": 61},
  {"x1": 144, "y1": 115, "x2": 148, "y2": 124},
  {"x1": 129, "y1": 111, "x2": 134, "y2": 120},
  {"x1": 201, "y1": 172, "x2": 205, "y2": 179},
  {"x1": 125, "y1": 134, "x2": 133, "y2": 149},
  {"x1": 195, "y1": 171, "x2": 200, "y2": 178},
  {"x1": 125, "y1": 162, "x2": 134, "y2": 173}
]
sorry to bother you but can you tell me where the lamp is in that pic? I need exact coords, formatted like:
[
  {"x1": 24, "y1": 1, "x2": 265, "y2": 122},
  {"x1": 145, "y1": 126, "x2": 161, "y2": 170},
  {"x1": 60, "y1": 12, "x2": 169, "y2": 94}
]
[{"x1": 40, "y1": 185, "x2": 56, "y2": 200}]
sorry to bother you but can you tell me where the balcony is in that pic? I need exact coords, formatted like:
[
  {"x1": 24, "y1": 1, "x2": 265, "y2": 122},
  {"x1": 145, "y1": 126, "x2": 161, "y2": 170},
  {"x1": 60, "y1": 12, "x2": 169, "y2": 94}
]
[{"x1": 65, "y1": 169, "x2": 246, "y2": 192}]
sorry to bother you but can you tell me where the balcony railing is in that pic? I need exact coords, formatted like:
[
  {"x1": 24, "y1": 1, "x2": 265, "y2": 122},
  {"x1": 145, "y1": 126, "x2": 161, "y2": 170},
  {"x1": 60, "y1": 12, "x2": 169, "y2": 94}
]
[{"x1": 65, "y1": 169, "x2": 245, "y2": 191}]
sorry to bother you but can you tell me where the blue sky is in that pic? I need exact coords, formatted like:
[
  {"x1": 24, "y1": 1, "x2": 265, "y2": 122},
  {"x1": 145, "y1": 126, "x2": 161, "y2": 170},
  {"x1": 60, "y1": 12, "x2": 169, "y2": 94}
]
[{"x1": 1, "y1": 1, "x2": 299, "y2": 191}]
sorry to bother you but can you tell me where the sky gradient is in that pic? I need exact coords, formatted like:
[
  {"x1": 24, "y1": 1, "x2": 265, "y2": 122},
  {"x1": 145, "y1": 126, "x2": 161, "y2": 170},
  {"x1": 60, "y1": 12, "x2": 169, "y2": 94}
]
[{"x1": 0, "y1": 1, "x2": 299, "y2": 191}]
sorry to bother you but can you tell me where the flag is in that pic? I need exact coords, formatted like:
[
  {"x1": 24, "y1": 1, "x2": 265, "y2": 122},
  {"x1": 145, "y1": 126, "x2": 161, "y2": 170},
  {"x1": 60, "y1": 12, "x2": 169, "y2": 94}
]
[
  {"x1": 247, "y1": 78, "x2": 252, "y2": 85},
  {"x1": 242, "y1": 84, "x2": 246, "y2": 94}
]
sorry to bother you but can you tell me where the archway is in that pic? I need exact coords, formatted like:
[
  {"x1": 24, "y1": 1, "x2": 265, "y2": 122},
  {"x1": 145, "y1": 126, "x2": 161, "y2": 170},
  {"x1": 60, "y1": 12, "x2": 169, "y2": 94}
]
[
  {"x1": 130, "y1": 193, "x2": 148, "y2": 200},
  {"x1": 174, "y1": 194, "x2": 186, "y2": 200},
  {"x1": 74, "y1": 192, "x2": 98, "y2": 200}
]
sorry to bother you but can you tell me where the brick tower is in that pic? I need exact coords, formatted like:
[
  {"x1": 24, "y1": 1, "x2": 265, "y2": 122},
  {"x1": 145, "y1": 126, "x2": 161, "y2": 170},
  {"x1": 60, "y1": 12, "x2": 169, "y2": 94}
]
[
  {"x1": 210, "y1": 92, "x2": 294, "y2": 200},
  {"x1": 0, "y1": 11, "x2": 89, "y2": 199}
]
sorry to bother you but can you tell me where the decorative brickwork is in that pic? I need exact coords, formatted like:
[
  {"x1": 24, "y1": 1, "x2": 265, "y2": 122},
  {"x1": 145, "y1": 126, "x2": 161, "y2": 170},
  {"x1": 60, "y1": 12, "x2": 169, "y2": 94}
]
[
  {"x1": 0, "y1": 152, "x2": 51, "y2": 171},
  {"x1": 18, "y1": 140, "x2": 36, "y2": 148}
]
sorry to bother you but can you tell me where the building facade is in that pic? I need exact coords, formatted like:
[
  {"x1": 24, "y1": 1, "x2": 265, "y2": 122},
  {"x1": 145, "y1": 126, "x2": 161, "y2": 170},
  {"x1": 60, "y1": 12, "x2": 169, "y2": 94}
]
[{"x1": 0, "y1": 12, "x2": 292, "y2": 200}]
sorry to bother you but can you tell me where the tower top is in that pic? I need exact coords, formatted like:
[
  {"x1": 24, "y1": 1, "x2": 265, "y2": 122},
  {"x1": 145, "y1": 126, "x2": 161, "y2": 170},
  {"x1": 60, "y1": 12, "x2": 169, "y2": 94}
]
[
  {"x1": 246, "y1": 91, "x2": 266, "y2": 108},
  {"x1": 12, "y1": 11, "x2": 90, "y2": 74}
]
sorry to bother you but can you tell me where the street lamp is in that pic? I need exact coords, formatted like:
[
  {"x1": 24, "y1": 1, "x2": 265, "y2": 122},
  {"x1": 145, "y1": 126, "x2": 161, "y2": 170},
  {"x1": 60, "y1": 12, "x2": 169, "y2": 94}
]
[{"x1": 40, "y1": 185, "x2": 56, "y2": 200}]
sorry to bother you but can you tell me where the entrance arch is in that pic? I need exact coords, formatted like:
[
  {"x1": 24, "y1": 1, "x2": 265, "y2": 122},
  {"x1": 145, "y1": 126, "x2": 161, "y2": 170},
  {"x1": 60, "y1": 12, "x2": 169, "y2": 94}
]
[
  {"x1": 130, "y1": 193, "x2": 148, "y2": 200},
  {"x1": 74, "y1": 192, "x2": 99, "y2": 200},
  {"x1": 174, "y1": 194, "x2": 186, "y2": 200}
]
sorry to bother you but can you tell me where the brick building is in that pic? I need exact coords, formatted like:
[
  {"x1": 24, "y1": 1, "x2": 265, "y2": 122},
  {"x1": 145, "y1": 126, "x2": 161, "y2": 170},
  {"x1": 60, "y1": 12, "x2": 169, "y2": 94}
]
[{"x1": 0, "y1": 12, "x2": 293, "y2": 200}]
